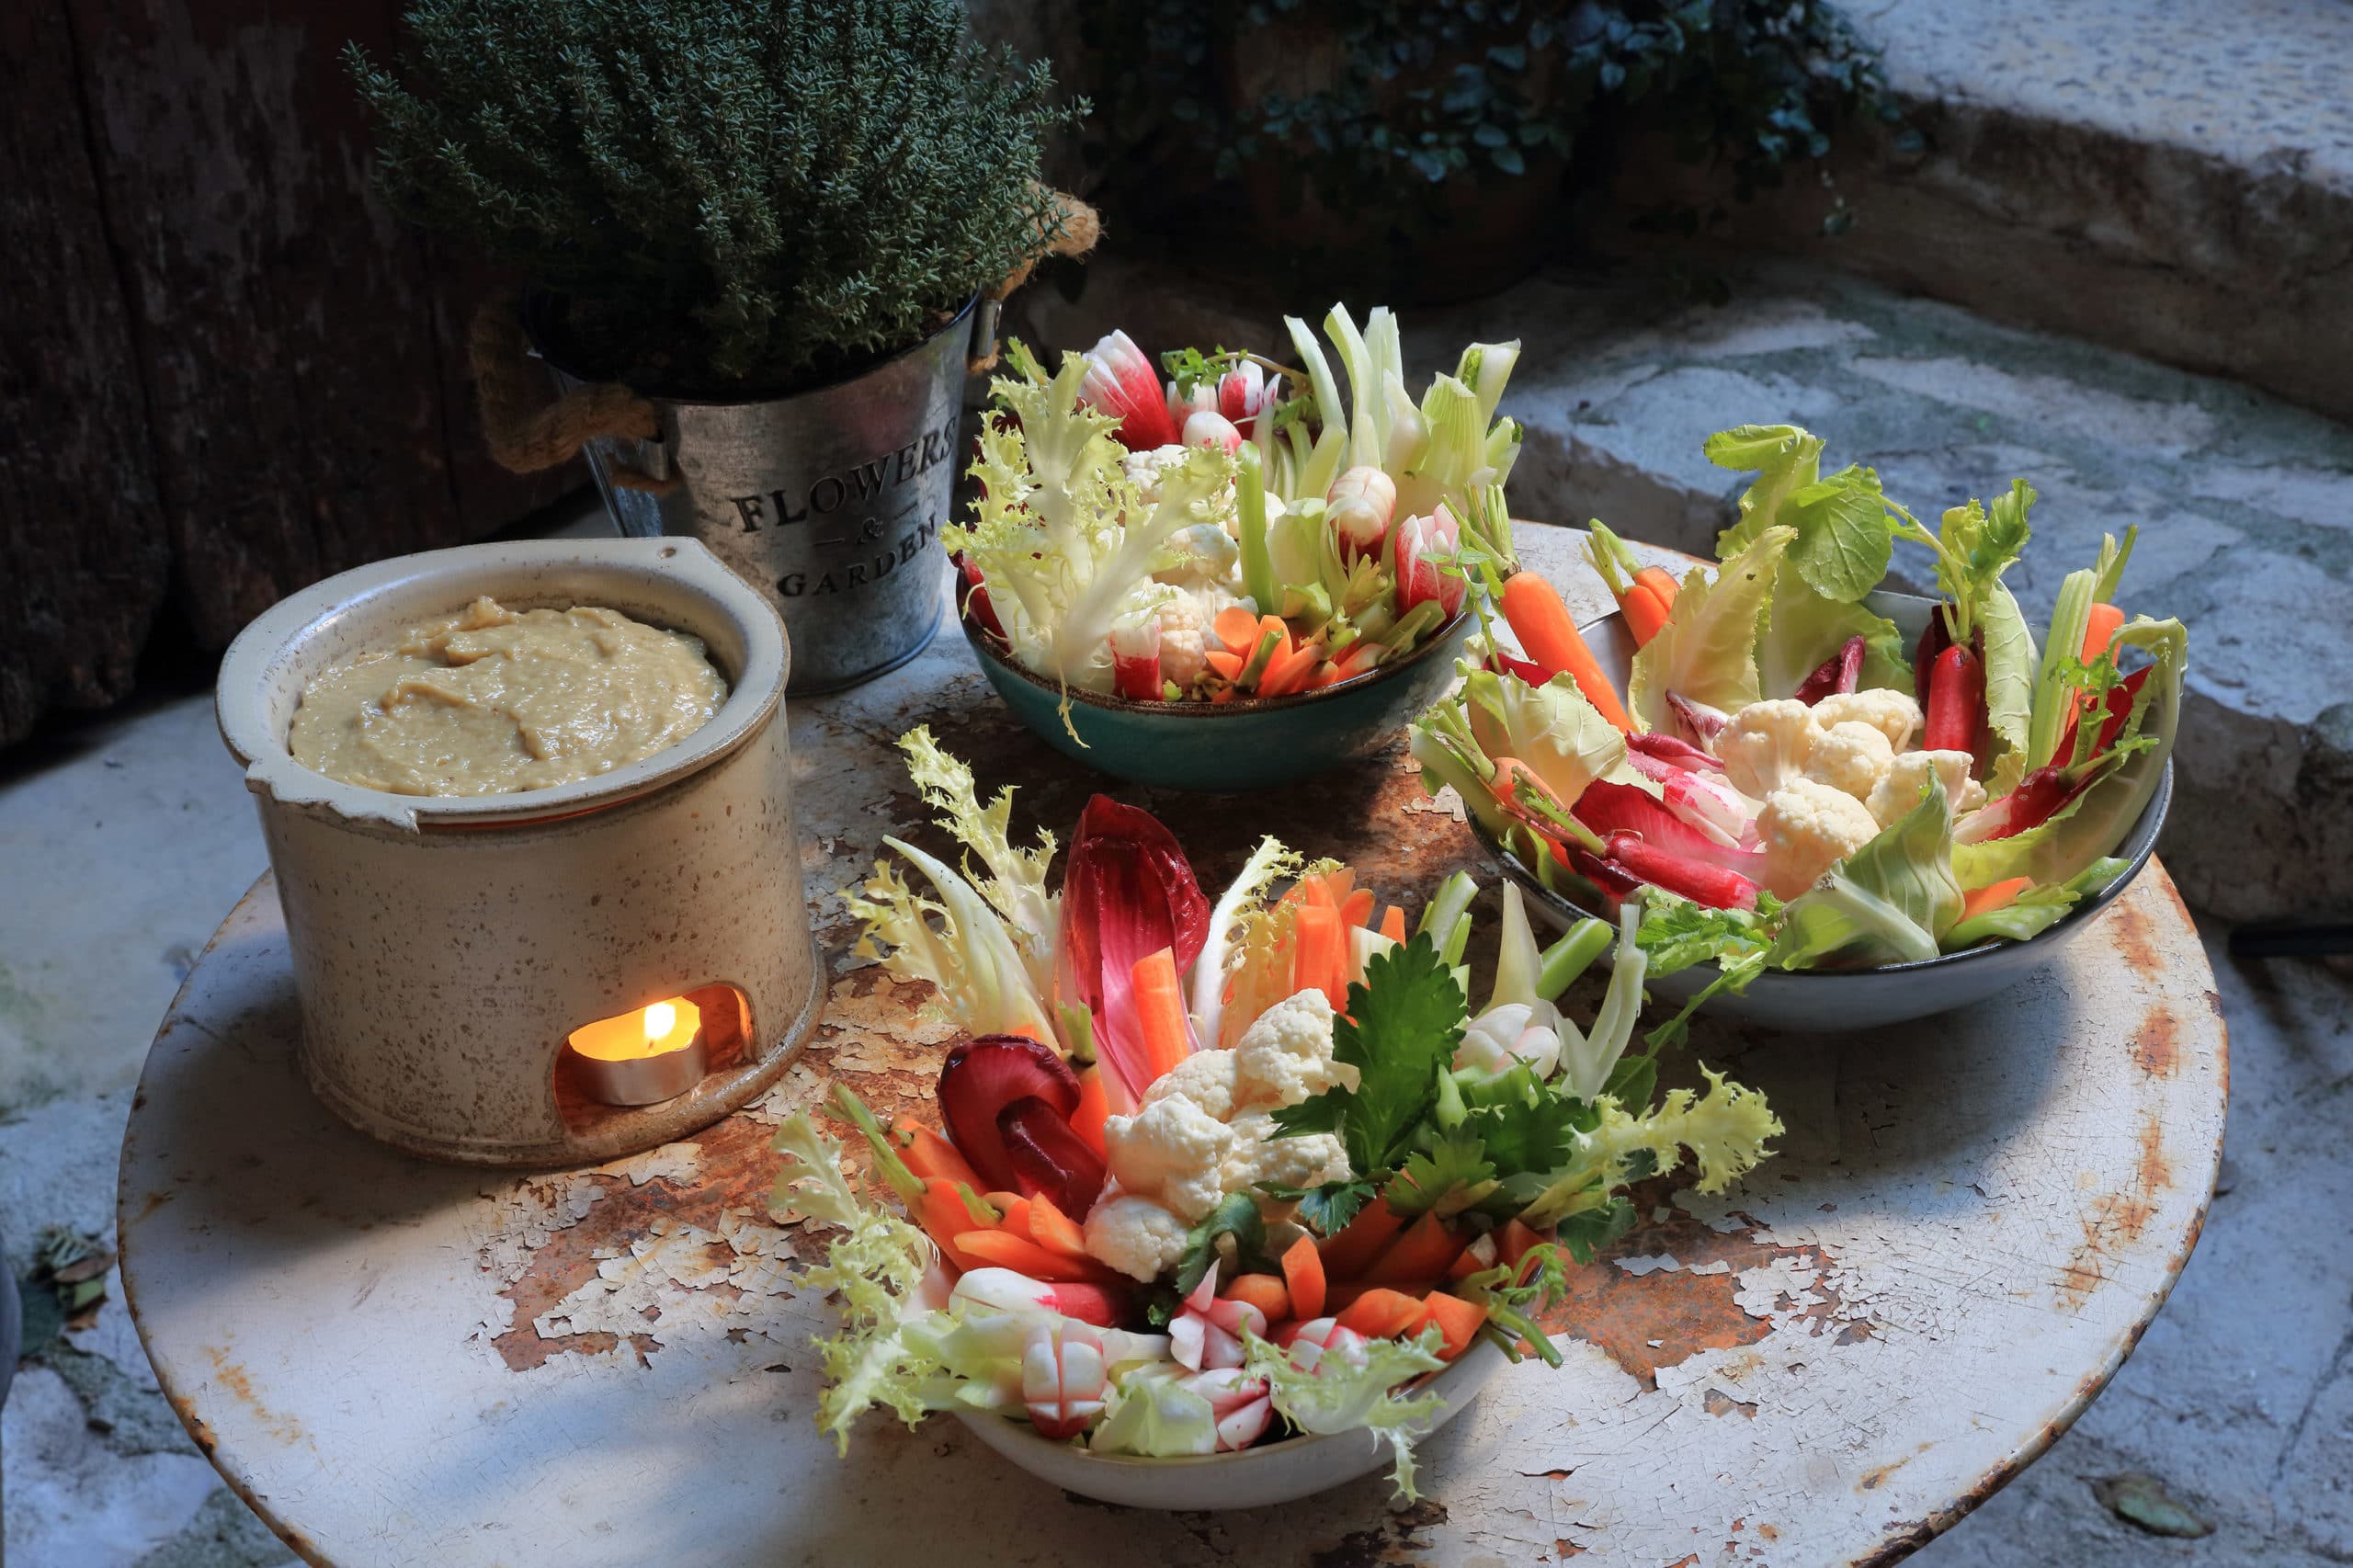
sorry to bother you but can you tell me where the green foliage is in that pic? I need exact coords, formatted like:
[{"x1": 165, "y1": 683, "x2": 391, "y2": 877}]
[
  {"x1": 349, "y1": 0, "x2": 1085, "y2": 389},
  {"x1": 1080, "y1": 0, "x2": 1904, "y2": 232}
]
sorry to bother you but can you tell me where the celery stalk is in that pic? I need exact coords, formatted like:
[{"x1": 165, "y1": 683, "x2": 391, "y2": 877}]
[
  {"x1": 1285, "y1": 315, "x2": 1348, "y2": 469},
  {"x1": 1324, "y1": 304, "x2": 1382, "y2": 469},
  {"x1": 2029, "y1": 568, "x2": 2096, "y2": 768},
  {"x1": 1238, "y1": 444, "x2": 1278, "y2": 611},
  {"x1": 1535, "y1": 918, "x2": 1612, "y2": 1002}
]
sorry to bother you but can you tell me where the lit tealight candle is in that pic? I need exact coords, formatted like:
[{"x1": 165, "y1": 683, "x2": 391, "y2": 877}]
[{"x1": 567, "y1": 997, "x2": 707, "y2": 1107}]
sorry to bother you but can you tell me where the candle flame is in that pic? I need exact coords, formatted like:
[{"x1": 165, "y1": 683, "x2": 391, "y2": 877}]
[{"x1": 643, "y1": 1001, "x2": 676, "y2": 1041}]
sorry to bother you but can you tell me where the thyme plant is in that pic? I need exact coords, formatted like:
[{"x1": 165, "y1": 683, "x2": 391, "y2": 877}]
[{"x1": 350, "y1": 0, "x2": 1084, "y2": 390}]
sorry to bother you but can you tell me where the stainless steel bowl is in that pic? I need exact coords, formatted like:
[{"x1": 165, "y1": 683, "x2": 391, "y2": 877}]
[{"x1": 1476, "y1": 589, "x2": 2173, "y2": 1032}]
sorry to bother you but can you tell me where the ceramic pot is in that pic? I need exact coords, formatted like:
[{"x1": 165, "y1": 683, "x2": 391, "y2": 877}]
[{"x1": 214, "y1": 537, "x2": 825, "y2": 1166}]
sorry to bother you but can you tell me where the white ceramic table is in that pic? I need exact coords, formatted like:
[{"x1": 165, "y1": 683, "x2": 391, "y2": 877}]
[{"x1": 117, "y1": 530, "x2": 2225, "y2": 1566}]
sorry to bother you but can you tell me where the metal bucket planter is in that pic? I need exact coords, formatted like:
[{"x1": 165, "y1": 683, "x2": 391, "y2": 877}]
[{"x1": 526, "y1": 297, "x2": 986, "y2": 695}]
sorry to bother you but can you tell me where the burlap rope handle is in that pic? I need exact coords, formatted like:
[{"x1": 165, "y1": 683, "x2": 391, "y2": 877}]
[
  {"x1": 470, "y1": 189, "x2": 1100, "y2": 477},
  {"x1": 469, "y1": 302, "x2": 673, "y2": 490}
]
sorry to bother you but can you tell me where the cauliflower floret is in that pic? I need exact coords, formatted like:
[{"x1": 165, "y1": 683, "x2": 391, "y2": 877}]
[
  {"x1": 1122, "y1": 443, "x2": 1191, "y2": 504},
  {"x1": 1720, "y1": 699, "x2": 1823, "y2": 801},
  {"x1": 1142, "y1": 1047, "x2": 1242, "y2": 1122},
  {"x1": 1867, "y1": 749, "x2": 1989, "y2": 828},
  {"x1": 1811, "y1": 688, "x2": 1923, "y2": 752},
  {"x1": 1757, "y1": 778, "x2": 1883, "y2": 899},
  {"x1": 1154, "y1": 596, "x2": 1211, "y2": 688},
  {"x1": 1803, "y1": 720, "x2": 1896, "y2": 802},
  {"x1": 1219, "y1": 1110, "x2": 1352, "y2": 1198},
  {"x1": 1084, "y1": 1191, "x2": 1190, "y2": 1282},
  {"x1": 1152, "y1": 522, "x2": 1241, "y2": 590},
  {"x1": 1232, "y1": 989, "x2": 1358, "y2": 1111},
  {"x1": 1100, "y1": 1096, "x2": 1233, "y2": 1222}
]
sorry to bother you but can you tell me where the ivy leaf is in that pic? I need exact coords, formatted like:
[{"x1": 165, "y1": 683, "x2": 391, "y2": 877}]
[{"x1": 1271, "y1": 932, "x2": 1465, "y2": 1177}]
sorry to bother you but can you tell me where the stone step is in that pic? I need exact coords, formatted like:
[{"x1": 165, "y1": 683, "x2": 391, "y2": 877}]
[
  {"x1": 1004, "y1": 256, "x2": 2353, "y2": 925},
  {"x1": 1611, "y1": 0, "x2": 2353, "y2": 426}
]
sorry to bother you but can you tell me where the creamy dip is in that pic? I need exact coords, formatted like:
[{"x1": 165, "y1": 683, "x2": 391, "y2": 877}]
[{"x1": 288, "y1": 597, "x2": 727, "y2": 797}]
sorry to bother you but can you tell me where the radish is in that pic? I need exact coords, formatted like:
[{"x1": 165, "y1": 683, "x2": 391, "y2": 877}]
[
  {"x1": 1603, "y1": 832, "x2": 1762, "y2": 912},
  {"x1": 1077, "y1": 329, "x2": 1178, "y2": 449},
  {"x1": 1020, "y1": 1319, "x2": 1107, "y2": 1438},
  {"x1": 1109, "y1": 611, "x2": 1162, "y2": 700},
  {"x1": 1182, "y1": 409, "x2": 1243, "y2": 454},
  {"x1": 950, "y1": 1267, "x2": 1127, "y2": 1328},
  {"x1": 1396, "y1": 505, "x2": 1466, "y2": 619},
  {"x1": 1326, "y1": 466, "x2": 1396, "y2": 558}
]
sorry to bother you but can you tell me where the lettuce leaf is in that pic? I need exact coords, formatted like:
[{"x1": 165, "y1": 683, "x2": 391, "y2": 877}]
[
  {"x1": 1514, "y1": 1066, "x2": 1783, "y2": 1228},
  {"x1": 896, "y1": 727, "x2": 1060, "y2": 998},
  {"x1": 1243, "y1": 1326, "x2": 1449, "y2": 1500},
  {"x1": 1768, "y1": 775, "x2": 1962, "y2": 969},
  {"x1": 1089, "y1": 1363, "x2": 1219, "y2": 1457},
  {"x1": 1757, "y1": 562, "x2": 1911, "y2": 702},
  {"x1": 1637, "y1": 889, "x2": 1782, "y2": 976},
  {"x1": 1978, "y1": 581, "x2": 2040, "y2": 796},
  {"x1": 1629, "y1": 525, "x2": 1794, "y2": 732},
  {"x1": 1955, "y1": 619, "x2": 2185, "y2": 889},
  {"x1": 1463, "y1": 665, "x2": 1642, "y2": 812},
  {"x1": 847, "y1": 836, "x2": 1056, "y2": 1045},
  {"x1": 771, "y1": 1113, "x2": 949, "y2": 1454},
  {"x1": 1707, "y1": 424, "x2": 1824, "y2": 560}
]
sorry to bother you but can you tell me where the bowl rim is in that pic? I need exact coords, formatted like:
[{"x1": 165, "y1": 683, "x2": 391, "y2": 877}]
[
  {"x1": 949, "y1": 1336, "x2": 1506, "y2": 1471},
  {"x1": 1471, "y1": 586, "x2": 2175, "y2": 982},
  {"x1": 957, "y1": 603, "x2": 1473, "y2": 718}
]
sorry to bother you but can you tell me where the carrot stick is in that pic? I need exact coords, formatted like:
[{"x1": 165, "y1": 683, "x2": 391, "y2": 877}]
[
  {"x1": 1500, "y1": 573, "x2": 1632, "y2": 732},
  {"x1": 1960, "y1": 877, "x2": 2034, "y2": 922},
  {"x1": 1024, "y1": 1193, "x2": 1092, "y2": 1260},
  {"x1": 1378, "y1": 904, "x2": 1407, "y2": 944},
  {"x1": 1365, "y1": 1210, "x2": 1465, "y2": 1286},
  {"x1": 918, "y1": 1180, "x2": 993, "y2": 1271},
  {"x1": 1340, "y1": 888, "x2": 1376, "y2": 929},
  {"x1": 1335, "y1": 1288, "x2": 1427, "y2": 1341},
  {"x1": 1292, "y1": 904, "x2": 1347, "y2": 1009},
  {"x1": 1223, "y1": 1273, "x2": 1290, "y2": 1323},
  {"x1": 2081, "y1": 603, "x2": 2126, "y2": 663},
  {"x1": 1130, "y1": 947, "x2": 1197, "y2": 1081},
  {"x1": 1069, "y1": 1065, "x2": 1110, "y2": 1159},
  {"x1": 1279, "y1": 1234, "x2": 1326, "y2": 1322},
  {"x1": 986, "y1": 1192, "x2": 1034, "y2": 1239},
  {"x1": 1255, "y1": 639, "x2": 1325, "y2": 699},
  {"x1": 1620, "y1": 583, "x2": 1671, "y2": 648},
  {"x1": 1318, "y1": 1199, "x2": 1406, "y2": 1279},
  {"x1": 1498, "y1": 1218, "x2": 1543, "y2": 1270},
  {"x1": 1415, "y1": 1291, "x2": 1488, "y2": 1360},
  {"x1": 1213, "y1": 605, "x2": 1262, "y2": 653},
  {"x1": 1204, "y1": 649, "x2": 1244, "y2": 681},
  {"x1": 954, "y1": 1229, "x2": 1111, "y2": 1283},
  {"x1": 893, "y1": 1119, "x2": 983, "y2": 1193},
  {"x1": 1633, "y1": 565, "x2": 1680, "y2": 611}
]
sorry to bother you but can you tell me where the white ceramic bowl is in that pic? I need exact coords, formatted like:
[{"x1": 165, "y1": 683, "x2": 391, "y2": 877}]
[
  {"x1": 1476, "y1": 590, "x2": 2172, "y2": 1033},
  {"x1": 952, "y1": 1339, "x2": 1507, "y2": 1510}
]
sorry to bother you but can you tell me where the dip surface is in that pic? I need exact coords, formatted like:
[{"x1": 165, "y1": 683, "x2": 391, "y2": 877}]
[{"x1": 288, "y1": 597, "x2": 728, "y2": 797}]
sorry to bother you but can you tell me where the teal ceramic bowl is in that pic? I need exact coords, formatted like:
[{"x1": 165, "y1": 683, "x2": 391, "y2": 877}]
[{"x1": 960, "y1": 609, "x2": 1474, "y2": 792}]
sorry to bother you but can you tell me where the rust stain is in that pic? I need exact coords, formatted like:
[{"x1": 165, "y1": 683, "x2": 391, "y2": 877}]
[
  {"x1": 2132, "y1": 1006, "x2": 2180, "y2": 1077},
  {"x1": 1858, "y1": 1443, "x2": 1931, "y2": 1492},
  {"x1": 134, "y1": 1188, "x2": 176, "y2": 1221},
  {"x1": 1537, "y1": 1183, "x2": 1854, "y2": 1389},
  {"x1": 202, "y1": 1346, "x2": 305, "y2": 1445},
  {"x1": 1756, "y1": 1524, "x2": 1779, "y2": 1542},
  {"x1": 171, "y1": 1397, "x2": 219, "y2": 1456},
  {"x1": 2058, "y1": 1113, "x2": 2172, "y2": 1305},
  {"x1": 2106, "y1": 898, "x2": 2163, "y2": 983}
]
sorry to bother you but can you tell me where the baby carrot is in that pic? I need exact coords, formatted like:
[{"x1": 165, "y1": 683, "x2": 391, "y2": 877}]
[
  {"x1": 2080, "y1": 603, "x2": 2125, "y2": 662},
  {"x1": 1500, "y1": 573, "x2": 1632, "y2": 732},
  {"x1": 1223, "y1": 1273, "x2": 1291, "y2": 1324},
  {"x1": 1620, "y1": 582, "x2": 1671, "y2": 648},
  {"x1": 892, "y1": 1118, "x2": 983, "y2": 1193},
  {"x1": 1633, "y1": 564, "x2": 1680, "y2": 611}
]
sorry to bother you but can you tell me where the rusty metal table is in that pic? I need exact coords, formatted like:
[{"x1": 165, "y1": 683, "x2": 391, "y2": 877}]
[{"x1": 118, "y1": 529, "x2": 2225, "y2": 1567}]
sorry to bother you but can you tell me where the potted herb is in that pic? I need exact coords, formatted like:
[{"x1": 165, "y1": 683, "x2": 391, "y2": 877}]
[
  {"x1": 1078, "y1": 0, "x2": 1900, "y2": 304},
  {"x1": 349, "y1": 0, "x2": 1091, "y2": 691}
]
